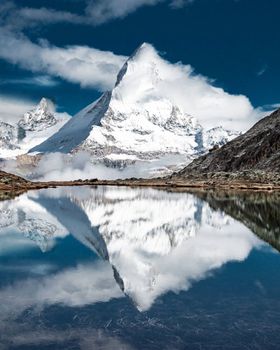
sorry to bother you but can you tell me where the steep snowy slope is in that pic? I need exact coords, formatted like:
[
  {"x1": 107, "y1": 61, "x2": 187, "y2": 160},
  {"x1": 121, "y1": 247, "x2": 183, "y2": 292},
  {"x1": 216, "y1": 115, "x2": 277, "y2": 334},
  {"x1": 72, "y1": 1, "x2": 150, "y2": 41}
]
[
  {"x1": 30, "y1": 44, "x2": 239, "y2": 168},
  {"x1": 0, "y1": 98, "x2": 70, "y2": 159}
]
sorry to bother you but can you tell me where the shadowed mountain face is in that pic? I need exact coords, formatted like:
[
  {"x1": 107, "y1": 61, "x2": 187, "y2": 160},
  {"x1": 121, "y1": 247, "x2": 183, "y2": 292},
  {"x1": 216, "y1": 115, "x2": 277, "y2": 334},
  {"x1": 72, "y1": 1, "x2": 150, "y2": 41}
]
[
  {"x1": 176, "y1": 108, "x2": 280, "y2": 175},
  {"x1": 194, "y1": 191, "x2": 280, "y2": 252}
]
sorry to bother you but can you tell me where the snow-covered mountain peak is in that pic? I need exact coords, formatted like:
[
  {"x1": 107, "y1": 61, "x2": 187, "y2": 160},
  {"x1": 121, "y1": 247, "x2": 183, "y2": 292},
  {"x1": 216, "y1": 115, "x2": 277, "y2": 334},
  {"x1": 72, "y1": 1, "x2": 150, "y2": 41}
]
[
  {"x1": 18, "y1": 98, "x2": 56, "y2": 132},
  {"x1": 38, "y1": 97, "x2": 55, "y2": 114},
  {"x1": 113, "y1": 43, "x2": 163, "y2": 105},
  {"x1": 0, "y1": 98, "x2": 70, "y2": 159},
  {"x1": 29, "y1": 44, "x2": 240, "y2": 176},
  {"x1": 105, "y1": 43, "x2": 199, "y2": 138},
  {"x1": 30, "y1": 46, "x2": 202, "y2": 161},
  {"x1": 122, "y1": 42, "x2": 157, "y2": 69},
  {"x1": 131, "y1": 42, "x2": 154, "y2": 57}
]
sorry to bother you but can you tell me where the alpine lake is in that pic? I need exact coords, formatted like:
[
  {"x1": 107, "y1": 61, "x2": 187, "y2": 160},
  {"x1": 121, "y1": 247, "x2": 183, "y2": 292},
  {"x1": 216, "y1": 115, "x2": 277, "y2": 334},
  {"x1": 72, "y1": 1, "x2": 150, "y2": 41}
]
[{"x1": 0, "y1": 186, "x2": 279, "y2": 350}]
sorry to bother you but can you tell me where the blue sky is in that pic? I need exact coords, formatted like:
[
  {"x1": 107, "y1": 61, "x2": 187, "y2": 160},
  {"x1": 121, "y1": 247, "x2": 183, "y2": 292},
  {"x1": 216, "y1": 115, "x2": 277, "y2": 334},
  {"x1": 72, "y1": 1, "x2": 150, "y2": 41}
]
[{"x1": 0, "y1": 0, "x2": 279, "y2": 122}]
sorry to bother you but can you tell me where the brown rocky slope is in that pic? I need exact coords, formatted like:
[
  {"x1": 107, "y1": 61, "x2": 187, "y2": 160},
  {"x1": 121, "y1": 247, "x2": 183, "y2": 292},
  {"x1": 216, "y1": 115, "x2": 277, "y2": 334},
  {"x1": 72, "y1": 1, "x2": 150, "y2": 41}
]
[
  {"x1": 0, "y1": 170, "x2": 30, "y2": 189},
  {"x1": 173, "y1": 108, "x2": 280, "y2": 180}
]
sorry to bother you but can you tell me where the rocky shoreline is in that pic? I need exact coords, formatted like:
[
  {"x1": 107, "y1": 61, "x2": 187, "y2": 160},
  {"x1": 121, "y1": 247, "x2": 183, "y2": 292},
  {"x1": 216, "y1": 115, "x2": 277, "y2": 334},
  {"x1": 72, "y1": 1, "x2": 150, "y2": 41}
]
[{"x1": 1, "y1": 170, "x2": 280, "y2": 201}]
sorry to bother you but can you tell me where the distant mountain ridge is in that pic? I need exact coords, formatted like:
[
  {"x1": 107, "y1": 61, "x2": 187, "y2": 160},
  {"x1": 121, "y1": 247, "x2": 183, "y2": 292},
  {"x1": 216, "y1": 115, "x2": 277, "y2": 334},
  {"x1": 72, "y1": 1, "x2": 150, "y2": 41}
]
[{"x1": 0, "y1": 98, "x2": 70, "y2": 159}]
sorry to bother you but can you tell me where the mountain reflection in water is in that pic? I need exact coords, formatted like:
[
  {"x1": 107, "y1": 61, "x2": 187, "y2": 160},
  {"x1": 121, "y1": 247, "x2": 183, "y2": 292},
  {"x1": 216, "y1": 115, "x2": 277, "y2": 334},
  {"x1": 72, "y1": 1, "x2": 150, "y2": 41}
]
[{"x1": 0, "y1": 186, "x2": 279, "y2": 350}]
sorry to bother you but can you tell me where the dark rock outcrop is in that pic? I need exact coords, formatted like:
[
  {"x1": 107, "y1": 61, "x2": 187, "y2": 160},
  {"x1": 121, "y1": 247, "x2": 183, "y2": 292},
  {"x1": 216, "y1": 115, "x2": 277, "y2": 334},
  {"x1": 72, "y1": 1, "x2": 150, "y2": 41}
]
[{"x1": 176, "y1": 108, "x2": 280, "y2": 176}]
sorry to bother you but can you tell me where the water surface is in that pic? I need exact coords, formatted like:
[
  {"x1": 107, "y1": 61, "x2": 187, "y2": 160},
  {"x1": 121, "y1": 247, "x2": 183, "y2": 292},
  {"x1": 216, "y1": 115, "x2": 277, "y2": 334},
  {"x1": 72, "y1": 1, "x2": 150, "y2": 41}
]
[{"x1": 0, "y1": 186, "x2": 279, "y2": 349}]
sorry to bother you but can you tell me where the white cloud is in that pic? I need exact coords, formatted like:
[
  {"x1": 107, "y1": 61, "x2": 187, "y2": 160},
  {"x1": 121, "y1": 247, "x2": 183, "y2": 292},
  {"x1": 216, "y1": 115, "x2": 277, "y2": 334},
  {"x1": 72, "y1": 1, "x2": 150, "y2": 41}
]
[
  {"x1": 0, "y1": 30, "x2": 262, "y2": 131},
  {"x1": 0, "y1": 327, "x2": 134, "y2": 350},
  {"x1": 15, "y1": 151, "x2": 176, "y2": 181},
  {"x1": 0, "y1": 94, "x2": 34, "y2": 124},
  {"x1": 85, "y1": 0, "x2": 162, "y2": 24},
  {"x1": 257, "y1": 64, "x2": 268, "y2": 76},
  {"x1": 17, "y1": 6, "x2": 85, "y2": 26},
  {"x1": 265, "y1": 103, "x2": 280, "y2": 109},
  {"x1": 169, "y1": 0, "x2": 194, "y2": 9},
  {"x1": 0, "y1": 28, "x2": 127, "y2": 90},
  {"x1": 0, "y1": 261, "x2": 122, "y2": 321},
  {"x1": 0, "y1": 6, "x2": 84, "y2": 31},
  {"x1": 0, "y1": 75, "x2": 59, "y2": 87},
  {"x1": 0, "y1": 0, "x2": 162, "y2": 28},
  {"x1": 157, "y1": 59, "x2": 259, "y2": 130},
  {"x1": 0, "y1": 0, "x2": 195, "y2": 29}
]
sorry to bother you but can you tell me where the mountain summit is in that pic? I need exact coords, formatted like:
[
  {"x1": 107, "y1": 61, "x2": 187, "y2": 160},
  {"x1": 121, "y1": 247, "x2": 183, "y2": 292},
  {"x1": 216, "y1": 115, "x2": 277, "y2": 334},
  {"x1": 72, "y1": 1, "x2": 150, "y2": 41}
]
[
  {"x1": 0, "y1": 98, "x2": 70, "y2": 159},
  {"x1": 30, "y1": 44, "x2": 239, "y2": 172},
  {"x1": 18, "y1": 98, "x2": 57, "y2": 132}
]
